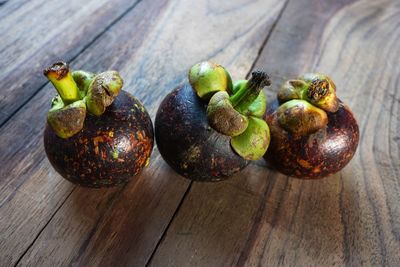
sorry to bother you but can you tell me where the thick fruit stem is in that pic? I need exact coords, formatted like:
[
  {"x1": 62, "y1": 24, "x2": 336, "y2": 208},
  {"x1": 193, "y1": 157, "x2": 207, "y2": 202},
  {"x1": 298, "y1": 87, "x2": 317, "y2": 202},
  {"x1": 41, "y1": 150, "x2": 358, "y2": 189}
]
[
  {"x1": 44, "y1": 62, "x2": 80, "y2": 104},
  {"x1": 229, "y1": 70, "x2": 270, "y2": 107}
]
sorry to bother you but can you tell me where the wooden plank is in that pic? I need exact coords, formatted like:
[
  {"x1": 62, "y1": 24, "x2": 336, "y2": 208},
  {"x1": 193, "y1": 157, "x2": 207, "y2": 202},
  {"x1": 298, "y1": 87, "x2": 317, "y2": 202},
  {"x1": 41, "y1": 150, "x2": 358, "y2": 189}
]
[
  {"x1": 241, "y1": 0, "x2": 400, "y2": 265},
  {"x1": 0, "y1": 0, "x2": 286, "y2": 266},
  {"x1": 18, "y1": 156, "x2": 189, "y2": 267},
  {"x1": 149, "y1": 0, "x2": 400, "y2": 266},
  {"x1": 0, "y1": 0, "x2": 142, "y2": 125},
  {"x1": 148, "y1": 165, "x2": 276, "y2": 267},
  {"x1": 0, "y1": 0, "x2": 31, "y2": 19},
  {"x1": 0, "y1": 0, "x2": 164, "y2": 265}
]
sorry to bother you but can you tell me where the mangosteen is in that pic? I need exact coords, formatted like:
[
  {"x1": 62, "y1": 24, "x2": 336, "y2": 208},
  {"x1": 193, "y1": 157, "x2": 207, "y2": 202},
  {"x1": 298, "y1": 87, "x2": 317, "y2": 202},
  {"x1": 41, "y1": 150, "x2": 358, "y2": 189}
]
[
  {"x1": 43, "y1": 62, "x2": 153, "y2": 187},
  {"x1": 155, "y1": 61, "x2": 271, "y2": 181},
  {"x1": 264, "y1": 73, "x2": 359, "y2": 179}
]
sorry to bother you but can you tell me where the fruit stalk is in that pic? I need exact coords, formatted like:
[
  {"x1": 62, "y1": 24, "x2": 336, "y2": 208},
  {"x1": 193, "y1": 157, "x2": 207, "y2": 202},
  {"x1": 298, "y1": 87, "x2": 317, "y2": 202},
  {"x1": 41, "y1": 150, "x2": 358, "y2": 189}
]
[
  {"x1": 43, "y1": 62, "x2": 80, "y2": 104},
  {"x1": 229, "y1": 71, "x2": 270, "y2": 108}
]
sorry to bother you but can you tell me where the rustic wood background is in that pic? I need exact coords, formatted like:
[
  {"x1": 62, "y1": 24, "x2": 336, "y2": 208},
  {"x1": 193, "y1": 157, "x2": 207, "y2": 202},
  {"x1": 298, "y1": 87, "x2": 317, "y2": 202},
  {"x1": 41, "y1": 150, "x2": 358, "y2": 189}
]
[{"x1": 0, "y1": 0, "x2": 399, "y2": 266}]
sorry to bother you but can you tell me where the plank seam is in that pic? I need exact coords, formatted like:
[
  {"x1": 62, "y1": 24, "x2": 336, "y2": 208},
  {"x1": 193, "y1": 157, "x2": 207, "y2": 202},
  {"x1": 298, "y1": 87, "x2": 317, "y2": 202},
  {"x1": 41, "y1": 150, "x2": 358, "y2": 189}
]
[
  {"x1": 68, "y1": 184, "x2": 129, "y2": 266},
  {"x1": 235, "y1": 174, "x2": 279, "y2": 267},
  {"x1": 145, "y1": 182, "x2": 193, "y2": 267},
  {"x1": 245, "y1": 0, "x2": 290, "y2": 79},
  {"x1": 234, "y1": 0, "x2": 292, "y2": 265},
  {"x1": 13, "y1": 187, "x2": 76, "y2": 267},
  {"x1": 144, "y1": 1, "x2": 291, "y2": 265},
  {"x1": 0, "y1": 0, "x2": 144, "y2": 129},
  {"x1": 339, "y1": 173, "x2": 351, "y2": 264}
]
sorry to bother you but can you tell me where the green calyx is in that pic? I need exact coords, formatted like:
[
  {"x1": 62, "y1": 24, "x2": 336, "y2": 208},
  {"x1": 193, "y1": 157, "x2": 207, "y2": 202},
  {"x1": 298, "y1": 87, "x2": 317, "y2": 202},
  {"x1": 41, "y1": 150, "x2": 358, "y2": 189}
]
[
  {"x1": 277, "y1": 99, "x2": 328, "y2": 136},
  {"x1": 189, "y1": 61, "x2": 233, "y2": 99},
  {"x1": 72, "y1": 70, "x2": 96, "y2": 99},
  {"x1": 277, "y1": 79, "x2": 307, "y2": 102},
  {"x1": 85, "y1": 71, "x2": 123, "y2": 116},
  {"x1": 207, "y1": 91, "x2": 249, "y2": 136},
  {"x1": 300, "y1": 73, "x2": 338, "y2": 112},
  {"x1": 47, "y1": 97, "x2": 86, "y2": 138},
  {"x1": 44, "y1": 62, "x2": 124, "y2": 138},
  {"x1": 231, "y1": 117, "x2": 270, "y2": 160},
  {"x1": 278, "y1": 73, "x2": 339, "y2": 112},
  {"x1": 191, "y1": 63, "x2": 271, "y2": 161},
  {"x1": 206, "y1": 71, "x2": 270, "y2": 137},
  {"x1": 276, "y1": 73, "x2": 339, "y2": 135}
]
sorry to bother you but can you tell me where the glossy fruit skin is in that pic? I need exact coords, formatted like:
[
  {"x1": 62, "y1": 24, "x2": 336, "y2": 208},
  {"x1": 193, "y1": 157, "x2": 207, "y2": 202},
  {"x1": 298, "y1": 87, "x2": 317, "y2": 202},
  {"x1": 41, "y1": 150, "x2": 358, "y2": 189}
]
[
  {"x1": 44, "y1": 90, "x2": 154, "y2": 188},
  {"x1": 155, "y1": 83, "x2": 248, "y2": 181},
  {"x1": 264, "y1": 99, "x2": 359, "y2": 179}
]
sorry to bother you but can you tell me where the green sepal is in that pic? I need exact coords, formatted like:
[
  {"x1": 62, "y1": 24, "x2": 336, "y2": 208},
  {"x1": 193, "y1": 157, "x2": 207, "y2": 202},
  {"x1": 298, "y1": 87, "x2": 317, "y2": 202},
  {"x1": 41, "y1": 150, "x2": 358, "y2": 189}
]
[
  {"x1": 231, "y1": 116, "x2": 270, "y2": 160},
  {"x1": 277, "y1": 79, "x2": 307, "y2": 103},
  {"x1": 225, "y1": 68, "x2": 233, "y2": 95},
  {"x1": 279, "y1": 73, "x2": 339, "y2": 113},
  {"x1": 299, "y1": 73, "x2": 339, "y2": 112},
  {"x1": 72, "y1": 70, "x2": 96, "y2": 99},
  {"x1": 47, "y1": 98, "x2": 86, "y2": 139},
  {"x1": 86, "y1": 71, "x2": 124, "y2": 116},
  {"x1": 188, "y1": 61, "x2": 232, "y2": 100},
  {"x1": 277, "y1": 99, "x2": 328, "y2": 136},
  {"x1": 207, "y1": 91, "x2": 248, "y2": 136}
]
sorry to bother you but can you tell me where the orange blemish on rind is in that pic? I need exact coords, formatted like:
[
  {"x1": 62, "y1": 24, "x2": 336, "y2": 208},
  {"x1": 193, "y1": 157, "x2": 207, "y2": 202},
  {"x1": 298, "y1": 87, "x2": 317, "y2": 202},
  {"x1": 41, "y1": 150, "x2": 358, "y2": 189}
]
[{"x1": 297, "y1": 159, "x2": 312, "y2": 169}]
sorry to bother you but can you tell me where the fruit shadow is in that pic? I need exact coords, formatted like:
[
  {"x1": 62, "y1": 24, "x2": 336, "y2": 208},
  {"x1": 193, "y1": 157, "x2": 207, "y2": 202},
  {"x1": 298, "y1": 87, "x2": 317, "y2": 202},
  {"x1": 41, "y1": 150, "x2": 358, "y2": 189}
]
[
  {"x1": 66, "y1": 152, "x2": 190, "y2": 265},
  {"x1": 63, "y1": 155, "x2": 362, "y2": 265}
]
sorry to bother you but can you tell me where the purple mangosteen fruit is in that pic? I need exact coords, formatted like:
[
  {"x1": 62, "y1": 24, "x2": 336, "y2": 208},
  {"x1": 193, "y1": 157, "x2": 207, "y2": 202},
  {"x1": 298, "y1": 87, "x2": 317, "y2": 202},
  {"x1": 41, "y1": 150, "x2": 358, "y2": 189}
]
[
  {"x1": 43, "y1": 62, "x2": 153, "y2": 187},
  {"x1": 155, "y1": 61, "x2": 271, "y2": 181},
  {"x1": 264, "y1": 73, "x2": 359, "y2": 179}
]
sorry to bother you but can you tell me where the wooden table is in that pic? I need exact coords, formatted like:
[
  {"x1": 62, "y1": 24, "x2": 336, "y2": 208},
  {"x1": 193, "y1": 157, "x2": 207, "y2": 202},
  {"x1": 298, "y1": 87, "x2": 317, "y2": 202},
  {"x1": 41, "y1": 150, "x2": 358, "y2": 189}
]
[{"x1": 1, "y1": 0, "x2": 399, "y2": 266}]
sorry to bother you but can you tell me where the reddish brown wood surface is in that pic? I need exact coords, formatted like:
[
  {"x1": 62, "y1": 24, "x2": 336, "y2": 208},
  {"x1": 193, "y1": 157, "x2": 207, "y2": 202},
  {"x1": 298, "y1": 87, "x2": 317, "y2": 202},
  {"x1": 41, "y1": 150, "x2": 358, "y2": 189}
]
[{"x1": 0, "y1": 0, "x2": 399, "y2": 266}]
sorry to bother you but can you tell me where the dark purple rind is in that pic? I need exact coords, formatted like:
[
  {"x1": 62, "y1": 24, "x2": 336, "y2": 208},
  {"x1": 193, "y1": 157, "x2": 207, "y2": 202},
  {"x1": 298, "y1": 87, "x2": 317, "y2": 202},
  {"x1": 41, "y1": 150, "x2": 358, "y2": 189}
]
[
  {"x1": 155, "y1": 83, "x2": 248, "y2": 182},
  {"x1": 44, "y1": 90, "x2": 154, "y2": 188},
  {"x1": 264, "y1": 99, "x2": 359, "y2": 179}
]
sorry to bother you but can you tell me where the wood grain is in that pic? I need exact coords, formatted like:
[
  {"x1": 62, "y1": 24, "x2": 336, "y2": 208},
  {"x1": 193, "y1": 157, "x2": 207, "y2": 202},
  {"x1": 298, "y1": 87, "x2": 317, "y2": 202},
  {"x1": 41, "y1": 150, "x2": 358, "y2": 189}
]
[
  {"x1": 0, "y1": 0, "x2": 286, "y2": 266},
  {"x1": 0, "y1": 0, "x2": 142, "y2": 125},
  {"x1": 0, "y1": 0, "x2": 31, "y2": 19},
  {"x1": 244, "y1": 1, "x2": 400, "y2": 265},
  {"x1": 149, "y1": 0, "x2": 400, "y2": 266},
  {"x1": 1, "y1": 0, "x2": 399, "y2": 266}
]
